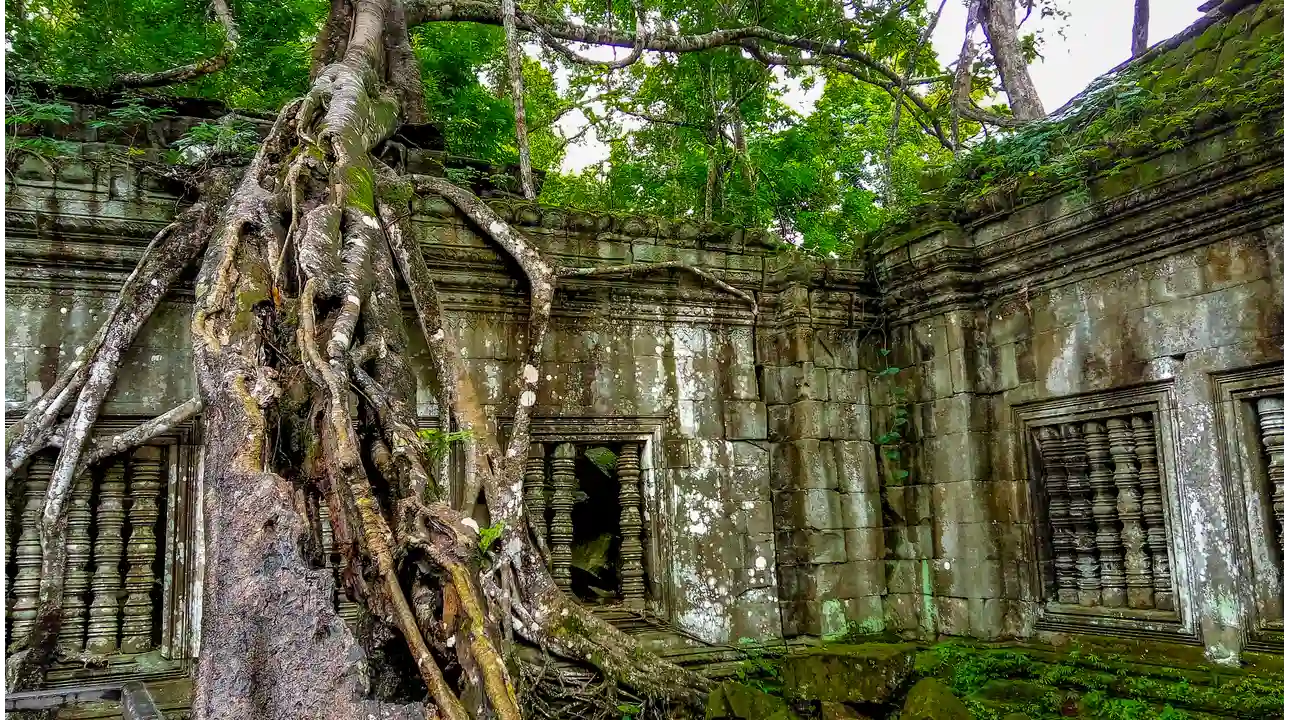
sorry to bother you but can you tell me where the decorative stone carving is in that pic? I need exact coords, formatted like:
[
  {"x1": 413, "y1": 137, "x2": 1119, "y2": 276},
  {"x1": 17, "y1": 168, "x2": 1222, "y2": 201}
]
[
  {"x1": 524, "y1": 443, "x2": 548, "y2": 547},
  {"x1": 617, "y1": 443, "x2": 645, "y2": 607},
  {"x1": 1034, "y1": 412, "x2": 1178, "y2": 616},
  {"x1": 1036, "y1": 427, "x2": 1077, "y2": 604},
  {"x1": 60, "y1": 468, "x2": 95, "y2": 652},
  {"x1": 1084, "y1": 420, "x2": 1124, "y2": 607},
  {"x1": 9, "y1": 456, "x2": 51, "y2": 651},
  {"x1": 550, "y1": 443, "x2": 577, "y2": 591},
  {"x1": 1062, "y1": 424, "x2": 1100, "y2": 607},
  {"x1": 1256, "y1": 397, "x2": 1285, "y2": 550},
  {"x1": 1132, "y1": 415, "x2": 1172, "y2": 611},
  {"x1": 1107, "y1": 418, "x2": 1153, "y2": 609},
  {"x1": 87, "y1": 458, "x2": 128, "y2": 654},
  {"x1": 122, "y1": 447, "x2": 164, "y2": 653}
]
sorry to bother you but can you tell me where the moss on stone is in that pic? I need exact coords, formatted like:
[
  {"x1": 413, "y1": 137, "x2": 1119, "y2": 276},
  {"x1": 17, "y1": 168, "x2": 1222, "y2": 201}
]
[
  {"x1": 706, "y1": 681, "x2": 801, "y2": 720},
  {"x1": 900, "y1": 678, "x2": 971, "y2": 720},
  {"x1": 780, "y1": 643, "x2": 916, "y2": 705}
]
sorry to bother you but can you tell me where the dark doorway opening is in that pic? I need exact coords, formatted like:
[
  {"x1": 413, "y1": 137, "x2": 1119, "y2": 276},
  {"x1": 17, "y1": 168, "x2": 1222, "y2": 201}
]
[{"x1": 569, "y1": 446, "x2": 621, "y2": 604}]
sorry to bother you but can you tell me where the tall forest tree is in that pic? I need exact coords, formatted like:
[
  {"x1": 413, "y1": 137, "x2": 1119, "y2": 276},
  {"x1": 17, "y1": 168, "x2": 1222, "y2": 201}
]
[{"x1": 3, "y1": 0, "x2": 1058, "y2": 717}]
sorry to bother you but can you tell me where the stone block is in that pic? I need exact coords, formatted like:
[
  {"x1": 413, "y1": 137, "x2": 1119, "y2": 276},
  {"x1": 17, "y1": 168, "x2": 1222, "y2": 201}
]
[
  {"x1": 820, "y1": 560, "x2": 885, "y2": 599},
  {"x1": 928, "y1": 357, "x2": 954, "y2": 400},
  {"x1": 926, "y1": 433, "x2": 989, "y2": 484},
  {"x1": 729, "y1": 589, "x2": 782, "y2": 642},
  {"x1": 732, "y1": 440, "x2": 769, "y2": 467},
  {"x1": 824, "y1": 402, "x2": 870, "y2": 440},
  {"x1": 839, "y1": 491, "x2": 882, "y2": 529},
  {"x1": 743, "y1": 534, "x2": 776, "y2": 588},
  {"x1": 834, "y1": 440, "x2": 879, "y2": 494},
  {"x1": 775, "y1": 488, "x2": 843, "y2": 530},
  {"x1": 781, "y1": 644, "x2": 915, "y2": 704},
  {"x1": 845, "y1": 528, "x2": 884, "y2": 561},
  {"x1": 706, "y1": 680, "x2": 796, "y2": 720},
  {"x1": 968, "y1": 598, "x2": 1005, "y2": 639},
  {"x1": 932, "y1": 521, "x2": 999, "y2": 562},
  {"x1": 885, "y1": 523, "x2": 933, "y2": 561},
  {"x1": 932, "y1": 558, "x2": 1003, "y2": 599},
  {"x1": 785, "y1": 399, "x2": 824, "y2": 439},
  {"x1": 902, "y1": 678, "x2": 972, "y2": 720},
  {"x1": 930, "y1": 481, "x2": 992, "y2": 524},
  {"x1": 885, "y1": 560, "x2": 920, "y2": 595},
  {"x1": 934, "y1": 596, "x2": 972, "y2": 636},
  {"x1": 779, "y1": 598, "x2": 822, "y2": 637},
  {"x1": 724, "y1": 400, "x2": 768, "y2": 440},
  {"x1": 742, "y1": 500, "x2": 775, "y2": 535},
  {"x1": 727, "y1": 461, "x2": 771, "y2": 503},
  {"x1": 771, "y1": 439, "x2": 838, "y2": 491},
  {"x1": 827, "y1": 368, "x2": 866, "y2": 403},
  {"x1": 775, "y1": 529, "x2": 847, "y2": 565},
  {"x1": 767, "y1": 404, "x2": 792, "y2": 441},
  {"x1": 663, "y1": 439, "x2": 692, "y2": 467},
  {"x1": 728, "y1": 364, "x2": 760, "y2": 400},
  {"x1": 883, "y1": 594, "x2": 923, "y2": 634},
  {"x1": 884, "y1": 485, "x2": 931, "y2": 526}
]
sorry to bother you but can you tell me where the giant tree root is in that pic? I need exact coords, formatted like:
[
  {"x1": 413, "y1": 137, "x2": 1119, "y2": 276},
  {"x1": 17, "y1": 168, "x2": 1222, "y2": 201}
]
[{"x1": 7, "y1": 0, "x2": 711, "y2": 715}]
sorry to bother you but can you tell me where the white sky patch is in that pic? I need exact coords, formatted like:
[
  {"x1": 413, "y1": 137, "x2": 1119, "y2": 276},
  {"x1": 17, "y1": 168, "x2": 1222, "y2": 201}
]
[{"x1": 559, "y1": 1, "x2": 1203, "y2": 172}]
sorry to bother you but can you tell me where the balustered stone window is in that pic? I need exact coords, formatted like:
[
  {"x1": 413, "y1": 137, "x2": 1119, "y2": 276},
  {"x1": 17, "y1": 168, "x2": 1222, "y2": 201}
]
[
  {"x1": 4, "y1": 418, "x2": 203, "y2": 690},
  {"x1": 1017, "y1": 384, "x2": 1191, "y2": 642},
  {"x1": 1213, "y1": 365, "x2": 1283, "y2": 653}
]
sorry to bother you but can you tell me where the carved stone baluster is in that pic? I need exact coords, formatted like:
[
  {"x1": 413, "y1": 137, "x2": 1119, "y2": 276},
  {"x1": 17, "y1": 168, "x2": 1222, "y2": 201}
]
[
  {"x1": 1088, "y1": 423, "x2": 1130, "y2": 609},
  {"x1": 1063, "y1": 424, "x2": 1101, "y2": 607},
  {"x1": 524, "y1": 444, "x2": 548, "y2": 547},
  {"x1": 9, "y1": 456, "x2": 52, "y2": 650},
  {"x1": 1256, "y1": 397, "x2": 1285, "y2": 549},
  {"x1": 1037, "y1": 427, "x2": 1077, "y2": 604},
  {"x1": 617, "y1": 444, "x2": 646, "y2": 607},
  {"x1": 1132, "y1": 415, "x2": 1173, "y2": 611},
  {"x1": 59, "y1": 468, "x2": 95, "y2": 652},
  {"x1": 550, "y1": 443, "x2": 577, "y2": 592},
  {"x1": 317, "y1": 494, "x2": 338, "y2": 609},
  {"x1": 86, "y1": 458, "x2": 128, "y2": 654},
  {"x1": 1108, "y1": 418, "x2": 1153, "y2": 609},
  {"x1": 121, "y1": 447, "x2": 164, "y2": 653}
]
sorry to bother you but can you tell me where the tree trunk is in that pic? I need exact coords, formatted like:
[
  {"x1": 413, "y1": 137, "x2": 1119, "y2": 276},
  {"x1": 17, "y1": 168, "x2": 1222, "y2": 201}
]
[
  {"x1": 6, "y1": 0, "x2": 709, "y2": 715},
  {"x1": 980, "y1": 0, "x2": 1044, "y2": 120},
  {"x1": 1132, "y1": 0, "x2": 1150, "y2": 58}
]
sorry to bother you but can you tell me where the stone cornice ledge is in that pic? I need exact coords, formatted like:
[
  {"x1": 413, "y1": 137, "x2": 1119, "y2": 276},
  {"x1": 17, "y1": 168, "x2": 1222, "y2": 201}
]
[{"x1": 873, "y1": 125, "x2": 1283, "y2": 322}]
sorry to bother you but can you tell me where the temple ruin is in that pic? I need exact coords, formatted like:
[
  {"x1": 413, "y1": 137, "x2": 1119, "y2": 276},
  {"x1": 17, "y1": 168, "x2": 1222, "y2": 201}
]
[{"x1": 4, "y1": 0, "x2": 1284, "y2": 716}]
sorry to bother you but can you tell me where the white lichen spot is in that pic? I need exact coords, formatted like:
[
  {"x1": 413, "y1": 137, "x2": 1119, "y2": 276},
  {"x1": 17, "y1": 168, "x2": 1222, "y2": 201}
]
[
  {"x1": 59, "y1": 307, "x2": 68, "y2": 315},
  {"x1": 519, "y1": 390, "x2": 536, "y2": 407},
  {"x1": 522, "y1": 364, "x2": 539, "y2": 384},
  {"x1": 151, "y1": 354, "x2": 162, "y2": 362},
  {"x1": 748, "y1": 569, "x2": 756, "y2": 577},
  {"x1": 74, "y1": 346, "x2": 84, "y2": 356},
  {"x1": 431, "y1": 329, "x2": 445, "y2": 341},
  {"x1": 361, "y1": 215, "x2": 380, "y2": 230},
  {"x1": 347, "y1": 294, "x2": 361, "y2": 306},
  {"x1": 446, "y1": 636, "x2": 456, "y2": 647},
  {"x1": 754, "y1": 556, "x2": 767, "y2": 570},
  {"x1": 460, "y1": 518, "x2": 480, "y2": 533},
  {"x1": 150, "y1": 278, "x2": 159, "y2": 286},
  {"x1": 488, "y1": 221, "x2": 508, "y2": 237}
]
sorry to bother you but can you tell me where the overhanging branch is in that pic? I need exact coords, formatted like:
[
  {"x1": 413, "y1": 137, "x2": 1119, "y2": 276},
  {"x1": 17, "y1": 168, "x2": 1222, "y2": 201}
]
[{"x1": 114, "y1": 0, "x2": 239, "y2": 88}]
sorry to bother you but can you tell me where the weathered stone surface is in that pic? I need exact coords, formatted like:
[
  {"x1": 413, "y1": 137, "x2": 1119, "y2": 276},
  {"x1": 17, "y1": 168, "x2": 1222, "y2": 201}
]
[
  {"x1": 821, "y1": 702, "x2": 870, "y2": 720},
  {"x1": 900, "y1": 678, "x2": 970, "y2": 720},
  {"x1": 705, "y1": 681, "x2": 799, "y2": 720},
  {"x1": 780, "y1": 644, "x2": 915, "y2": 704}
]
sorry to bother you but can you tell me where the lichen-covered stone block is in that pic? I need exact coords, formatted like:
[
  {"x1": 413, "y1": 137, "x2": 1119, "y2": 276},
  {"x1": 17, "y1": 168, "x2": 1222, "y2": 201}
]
[
  {"x1": 724, "y1": 400, "x2": 768, "y2": 440},
  {"x1": 772, "y1": 439, "x2": 838, "y2": 491}
]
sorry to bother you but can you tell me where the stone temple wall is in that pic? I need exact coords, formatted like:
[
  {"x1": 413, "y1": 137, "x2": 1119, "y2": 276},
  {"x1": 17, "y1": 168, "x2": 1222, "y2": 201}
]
[
  {"x1": 872, "y1": 114, "x2": 1283, "y2": 663},
  {"x1": 3, "y1": 125, "x2": 878, "y2": 652},
  {"x1": 3, "y1": 86, "x2": 1283, "y2": 681}
]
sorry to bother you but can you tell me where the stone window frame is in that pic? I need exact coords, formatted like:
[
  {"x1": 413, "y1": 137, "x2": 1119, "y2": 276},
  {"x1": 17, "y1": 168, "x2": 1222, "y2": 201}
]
[
  {"x1": 1013, "y1": 381, "x2": 1200, "y2": 644},
  {"x1": 5, "y1": 414, "x2": 204, "y2": 689},
  {"x1": 1211, "y1": 363, "x2": 1283, "y2": 654},
  {"x1": 459, "y1": 414, "x2": 675, "y2": 621}
]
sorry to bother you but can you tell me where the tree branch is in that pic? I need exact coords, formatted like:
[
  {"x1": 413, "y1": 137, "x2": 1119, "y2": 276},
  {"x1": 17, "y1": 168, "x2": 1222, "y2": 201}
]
[
  {"x1": 1132, "y1": 0, "x2": 1150, "y2": 58},
  {"x1": 501, "y1": 0, "x2": 537, "y2": 199},
  {"x1": 78, "y1": 398, "x2": 203, "y2": 472},
  {"x1": 114, "y1": 0, "x2": 239, "y2": 88},
  {"x1": 557, "y1": 261, "x2": 758, "y2": 313}
]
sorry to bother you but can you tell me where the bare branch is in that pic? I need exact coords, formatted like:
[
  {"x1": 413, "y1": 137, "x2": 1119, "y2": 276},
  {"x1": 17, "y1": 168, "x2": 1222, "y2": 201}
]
[
  {"x1": 1132, "y1": 0, "x2": 1150, "y2": 58},
  {"x1": 78, "y1": 398, "x2": 203, "y2": 472},
  {"x1": 533, "y1": 0, "x2": 647, "y2": 69},
  {"x1": 883, "y1": 0, "x2": 947, "y2": 200},
  {"x1": 951, "y1": 1, "x2": 1032, "y2": 131},
  {"x1": 502, "y1": 0, "x2": 537, "y2": 199},
  {"x1": 557, "y1": 261, "x2": 758, "y2": 313},
  {"x1": 114, "y1": 0, "x2": 239, "y2": 88}
]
